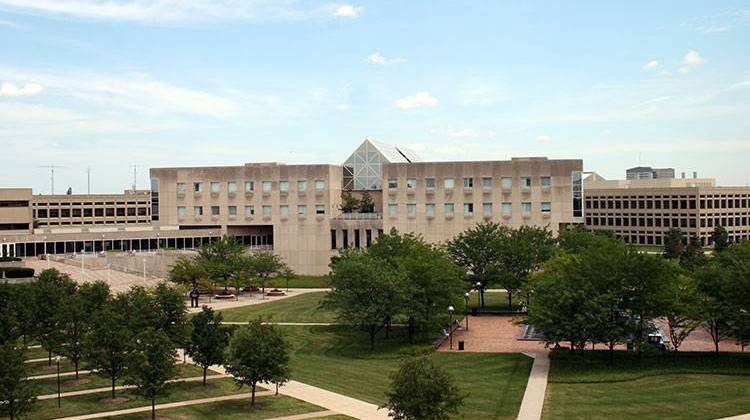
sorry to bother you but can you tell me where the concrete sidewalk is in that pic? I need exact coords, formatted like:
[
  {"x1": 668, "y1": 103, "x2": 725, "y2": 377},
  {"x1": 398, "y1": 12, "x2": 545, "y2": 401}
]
[
  {"x1": 37, "y1": 374, "x2": 229, "y2": 400},
  {"x1": 517, "y1": 352, "x2": 550, "y2": 420}
]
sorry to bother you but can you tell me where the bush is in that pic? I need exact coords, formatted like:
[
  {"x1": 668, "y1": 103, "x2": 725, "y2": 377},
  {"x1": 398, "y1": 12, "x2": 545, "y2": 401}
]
[
  {"x1": 0, "y1": 267, "x2": 35, "y2": 278},
  {"x1": 0, "y1": 257, "x2": 22, "y2": 263}
]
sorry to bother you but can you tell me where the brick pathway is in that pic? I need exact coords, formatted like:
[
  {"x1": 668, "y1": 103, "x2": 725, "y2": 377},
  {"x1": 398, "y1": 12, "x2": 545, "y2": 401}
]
[{"x1": 437, "y1": 315, "x2": 547, "y2": 353}]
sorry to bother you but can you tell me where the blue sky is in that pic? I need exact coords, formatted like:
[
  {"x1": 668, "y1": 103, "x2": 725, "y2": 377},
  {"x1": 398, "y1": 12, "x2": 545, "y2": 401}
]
[{"x1": 0, "y1": 1, "x2": 749, "y2": 193}]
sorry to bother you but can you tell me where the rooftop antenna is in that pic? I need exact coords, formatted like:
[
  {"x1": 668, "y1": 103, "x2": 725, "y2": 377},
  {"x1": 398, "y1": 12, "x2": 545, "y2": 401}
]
[
  {"x1": 638, "y1": 152, "x2": 642, "y2": 166},
  {"x1": 86, "y1": 166, "x2": 92, "y2": 194},
  {"x1": 38, "y1": 164, "x2": 65, "y2": 194},
  {"x1": 130, "y1": 164, "x2": 138, "y2": 192}
]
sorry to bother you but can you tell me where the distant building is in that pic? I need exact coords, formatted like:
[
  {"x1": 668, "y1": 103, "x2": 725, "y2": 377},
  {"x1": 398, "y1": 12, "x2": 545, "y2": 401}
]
[{"x1": 626, "y1": 166, "x2": 676, "y2": 180}]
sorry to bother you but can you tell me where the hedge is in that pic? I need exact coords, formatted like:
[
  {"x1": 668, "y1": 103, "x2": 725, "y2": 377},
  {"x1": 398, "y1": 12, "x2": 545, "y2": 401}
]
[
  {"x1": 0, "y1": 267, "x2": 35, "y2": 278},
  {"x1": 0, "y1": 257, "x2": 22, "y2": 263}
]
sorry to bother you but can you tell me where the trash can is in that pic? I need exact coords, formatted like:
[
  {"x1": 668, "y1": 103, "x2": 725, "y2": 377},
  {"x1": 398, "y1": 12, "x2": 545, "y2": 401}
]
[
  {"x1": 471, "y1": 308, "x2": 478, "y2": 316},
  {"x1": 458, "y1": 341, "x2": 465, "y2": 351}
]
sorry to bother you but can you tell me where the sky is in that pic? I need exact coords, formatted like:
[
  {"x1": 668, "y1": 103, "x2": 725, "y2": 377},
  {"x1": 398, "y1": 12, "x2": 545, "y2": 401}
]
[{"x1": 0, "y1": 1, "x2": 749, "y2": 194}]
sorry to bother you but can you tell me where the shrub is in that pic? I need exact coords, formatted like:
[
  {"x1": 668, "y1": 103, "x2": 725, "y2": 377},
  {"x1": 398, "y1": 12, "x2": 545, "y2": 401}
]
[
  {"x1": 0, "y1": 267, "x2": 35, "y2": 278},
  {"x1": 0, "y1": 257, "x2": 22, "y2": 263}
]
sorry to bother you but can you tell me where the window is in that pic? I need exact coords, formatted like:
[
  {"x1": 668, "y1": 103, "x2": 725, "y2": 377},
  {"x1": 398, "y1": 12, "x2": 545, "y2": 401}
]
[
  {"x1": 483, "y1": 202, "x2": 492, "y2": 215},
  {"x1": 330, "y1": 230, "x2": 337, "y2": 249},
  {"x1": 211, "y1": 206, "x2": 220, "y2": 216},
  {"x1": 445, "y1": 203, "x2": 455, "y2": 216},
  {"x1": 501, "y1": 177, "x2": 512, "y2": 188},
  {"x1": 262, "y1": 205, "x2": 272, "y2": 217},
  {"x1": 388, "y1": 203, "x2": 398, "y2": 217},
  {"x1": 541, "y1": 202, "x2": 552, "y2": 212},
  {"x1": 407, "y1": 203, "x2": 417, "y2": 217},
  {"x1": 245, "y1": 181, "x2": 254, "y2": 192},
  {"x1": 226, "y1": 181, "x2": 237, "y2": 193},
  {"x1": 245, "y1": 205, "x2": 254, "y2": 216},
  {"x1": 177, "y1": 206, "x2": 186, "y2": 218},
  {"x1": 211, "y1": 182, "x2": 221, "y2": 193},
  {"x1": 426, "y1": 203, "x2": 436, "y2": 217},
  {"x1": 482, "y1": 177, "x2": 492, "y2": 188},
  {"x1": 502, "y1": 202, "x2": 512, "y2": 215},
  {"x1": 228, "y1": 206, "x2": 237, "y2": 216},
  {"x1": 406, "y1": 178, "x2": 417, "y2": 189},
  {"x1": 522, "y1": 202, "x2": 532, "y2": 213},
  {"x1": 388, "y1": 178, "x2": 398, "y2": 189},
  {"x1": 297, "y1": 204, "x2": 307, "y2": 215},
  {"x1": 280, "y1": 204, "x2": 289, "y2": 217},
  {"x1": 464, "y1": 203, "x2": 474, "y2": 216},
  {"x1": 444, "y1": 178, "x2": 455, "y2": 189},
  {"x1": 297, "y1": 180, "x2": 307, "y2": 192},
  {"x1": 194, "y1": 206, "x2": 203, "y2": 217},
  {"x1": 521, "y1": 177, "x2": 532, "y2": 188},
  {"x1": 176, "y1": 182, "x2": 186, "y2": 193},
  {"x1": 541, "y1": 176, "x2": 551, "y2": 187},
  {"x1": 193, "y1": 182, "x2": 203, "y2": 192},
  {"x1": 463, "y1": 177, "x2": 474, "y2": 188},
  {"x1": 315, "y1": 179, "x2": 326, "y2": 191},
  {"x1": 425, "y1": 178, "x2": 436, "y2": 189},
  {"x1": 279, "y1": 181, "x2": 289, "y2": 192},
  {"x1": 262, "y1": 181, "x2": 272, "y2": 192},
  {"x1": 315, "y1": 204, "x2": 325, "y2": 215}
]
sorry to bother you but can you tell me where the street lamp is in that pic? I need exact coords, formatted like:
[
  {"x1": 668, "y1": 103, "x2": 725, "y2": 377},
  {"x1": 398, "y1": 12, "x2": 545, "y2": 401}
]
[
  {"x1": 475, "y1": 282, "x2": 482, "y2": 313},
  {"x1": 448, "y1": 305, "x2": 455, "y2": 350},
  {"x1": 464, "y1": 292, "x2": 470, "y2": 331},
  {"x1": 56, "y1": 355, "x2": 61, "y2": 408}
]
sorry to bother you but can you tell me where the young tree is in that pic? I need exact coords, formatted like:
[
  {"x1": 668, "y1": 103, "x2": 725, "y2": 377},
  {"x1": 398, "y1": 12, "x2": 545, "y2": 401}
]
[
  {"x1": 680, "y1": 236, "x2": 706, "y2": 272},
  {"x1": 446, "y1": 222, "x2": 506, "y2": 308},
  {"x1": 125, "y1": 329, "x2": 178, "y2": 420},
  {"x1": 0, "y1": 284, "x2": 22, "y2": 345},
  {"x1": 663, "y1": 275, "x2": 702, "y2": 362},
  {"x1": 197, "y1": 236, "x2": 246, "y2": 294},
  {"x1": 84, "y1": 305, "x2": 131, "y2": 398},
  {"x1": 186, "y1": 307, "x2": 228, "y2": 385},
  {"x1": 383, "y1": 356, "x2": 464, "y2": 420},
  {"x1": 358, "y1": 191, "x2": 375, "y2": 213},
  {"x1": 32, "y1": 269, "x2": 76, "y2": 365},
  {"x1": 0, "y1": 344, "x2": 36, "y2": 420},
  {"x1": 77, "y1": 280, "x2": 111, "y2": 316},
  {"x1": 153, "y1": 282, "x2": 189, "y2": 348},
  {"x1": 224, "y1": 320, "x2": 291, "y2": 407},
  {"x1": 711, "y1": 225, "x2": 729, "y2": 252},
  {"x1": 246, "y1": 251, "x2": 288, "y2": 297},
  {"x1": 57, "y1": 286, "x2": 87, "y2": 379},
  {"x1": 663, "y1": 228, "x2": 684, "y2": 259},
  {"x1": 169, "y1": 257, "x2": 206, "y2": 295},
  {"x1": 323, "y1": 251, "x2": 403, "y2": 349},
  {"x1": 338, "y1": 192, "x2": 360, "y2": 213},
  {"x1": 497, "y1": 225, "x2": 556, "y2": 308}
]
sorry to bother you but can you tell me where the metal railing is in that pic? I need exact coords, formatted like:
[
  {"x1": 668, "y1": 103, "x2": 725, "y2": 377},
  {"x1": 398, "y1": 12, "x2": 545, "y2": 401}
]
[{"x1": 334, "y1": 212, "x2": 383, "y2": 220}]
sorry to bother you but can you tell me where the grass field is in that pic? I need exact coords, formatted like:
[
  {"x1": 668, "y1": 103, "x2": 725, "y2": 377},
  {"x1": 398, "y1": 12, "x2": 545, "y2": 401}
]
[
  {"x1": 218, "y1": 291, "x2": 336, "y2": 323},
  {"x1": 283, "y1": 325, "x2": 532, "y2": 419},
  {"x1": 543, "y1": 350, "x2": 750, "y2": 420},
  {"x1": 113, "y1": 395, "x2": 327, "y2": 420},
  {"x1": 265, "y1": 275, "x2": 331, "y2": 289}
]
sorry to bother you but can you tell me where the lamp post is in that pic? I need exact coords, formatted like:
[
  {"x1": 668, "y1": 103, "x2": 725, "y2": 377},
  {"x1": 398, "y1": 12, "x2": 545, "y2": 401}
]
[
  {"x1": 464, "y1": 292, "x2": 470, "y2": 331},
  {"x1": 448, "y1": 305, "x2": 455, "y2": 350},
  {"x1": 56, "y1": 355, "x2": 61, "y2": 408},
  {"x1": 475, "y1": 282, "x2": 482, "y2": 313}
]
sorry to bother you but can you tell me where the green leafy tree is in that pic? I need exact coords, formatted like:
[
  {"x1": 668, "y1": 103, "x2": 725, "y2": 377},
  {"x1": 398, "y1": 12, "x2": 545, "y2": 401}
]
[
  {"x1": 339, "y1": 191, "x2": 360, "y2": 213},
  {"x1": 663, "y1": 275, "x2": 702, "y2": 362},
  {"x1": 84, "y1": 304, "x2": 131, "y2": 398},
  {"x1": 57, "y1": 287, "x2": 88, "y2": 379},
  {"x1": 32, "y1": 269, "x2": 76, "y2": 365},
  {"x1": 224, "y1": 320, "x2": 291, "y2": 407},
  {"x1": 247, "y1": 251, "x2": 288, "y2": 296},
  {"x1": 125, "y1": 329, "x2": 178, "y2": 420},
  {"x1": 663, "y1": 228, "x2": 684, "y2": 259},
  {"x1": 0, "y1": 344, "x2": 36, "y2": 420},
  {"x1": 358, "y1": 191, "x2": 375, "y2": 213},
  {"x1": 153, "y1": 282, "x2": 189, "y2": 347},
  {"x1": 186, "y1": 307, "x2": 228, "y2": 385},
  {"x1": 197, "y1": 236, "x2": 246, "y2": 293},
  {"x1": 446, "y1": 222, "x2": 506, "y2": 308},
  {"x1": 711, "y1": 225, "x2": 729, "y2": 252},
  {"x1": 324, "y1": 251, "x2": 403, "y2": 349},
  {"x1": 680, "y1": 236, "x2": 706, "y2": 272},
  {"x1": 499, "y1": 225, "x2": 557, "y2": 307},
  {"x1": 169, "y1": 256, "x2": 207, "y2": 293},
  {"x1": 0, "y1": 284, "x2": 22, "y2": 345},
  {"x1": 383, "y1": 356, "x2": 465, "y2": 420},
  {"x1": 116, "y1": 286, "x2": 161, "y2": 332}
]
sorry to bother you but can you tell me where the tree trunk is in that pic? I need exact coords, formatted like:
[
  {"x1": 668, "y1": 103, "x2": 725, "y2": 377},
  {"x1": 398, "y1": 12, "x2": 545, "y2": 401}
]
[
  {"x1": 385, "y1": 318, "x2": 391, "y2": 339},
  {"x1": 75, "y1": 359, "x2": 79, "y2": 380},
  {"x1": 203, "y1": 365, "x2": 208, "y2": 386},
  {"x1": 407, "y1": 317, "x2": 415, "y2": 343},
  {"x1": 507, "y1": 291, "x2": 513, "y2": 310},
  {"x1": 111, "y1": 374, "x2": 116, "y2": 399},
  {"x1": 251, "y1": 383, "x2": 257, "y2": 407},
  {"x1": 48, "y1": 350, "x2": 52, "y2": 366},
  {"x1": 369, "y1": 326, "x2": 376, "y2": 350},
  {"x1": 608, "y1": 342, "x2": 615, "y2": 366},
  {"x1": 151, "y1": 396, "x2": 156, "y2": 420}
]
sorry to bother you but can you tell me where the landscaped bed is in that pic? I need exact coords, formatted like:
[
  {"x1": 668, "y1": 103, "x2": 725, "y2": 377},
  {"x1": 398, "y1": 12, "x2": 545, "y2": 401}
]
[
  {"x1": 543, "y1": 350, "x2": 750, "y2": 420},
  {"x1": 218, "y1": 291, "x2": 336, "y2": 323}
]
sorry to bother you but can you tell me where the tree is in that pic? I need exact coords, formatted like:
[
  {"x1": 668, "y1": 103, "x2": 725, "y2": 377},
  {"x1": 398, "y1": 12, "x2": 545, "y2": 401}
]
[
  {"x1": 339, "y1": 192, "x2": 360, "y2": 213},
  {"x1": 246, "y1": 251, "x2": 288, "y2": 297},
  {"x1": 197, "y1": 236, "x2": 246, "y2": 294},
  {"x1": 84, "y1": 304, "x2": 130, "y2": 399},
  {"x1": 125, "y1": 329, "x2": 178, "y2": 420},
  {"x1": 383, "y1": 356, "x2": 464, "y2": 420},
  {"x1": 153, "y1": 282, "x2": 189, "y2": 347},
  {"x1": 358, "y1": 191, "x2": 375, "y2": 213},
  {"x1": 57, "y1": 286, "x2": 88, "y2": 379},
  {"x1": 446, "y1": 222, "x2": 506, "y2": 308},
  {"x1": 711, "y1": 225, "x2": 729, "y2": 252},
  {"x1": 680, "y1": 236, "x2": 706, "y2": 272},
  {"x1": 663, "y1": 275, "x2": 702, "y2": 362},
  {"x1": 186, "y1": 307, "x2": 228, "y2": 385},
  {"x1": 224, "y1": 320, "x2": 291, "y2": 407},
  {"x1": 0, "y1": 284, "x2": 22, "y2": 345},
  {"x1": 663, "y1": 228, "x2": 684, "y2": 259},
  {"x1": 497, "y1": 225, "x2": 556, "y2": 308},
  {"x1": 32, "y1": 269, "x2": 76, "y2": 365},
  {"x1": 323, "y1": 251, "x2": 403, "y2": 349},
  {"x1": 0, "y1": 344, "x2": 36, "y2": 420},
  {"x1": 169, "y1": 257, "x2": 206, "y2": 294}
]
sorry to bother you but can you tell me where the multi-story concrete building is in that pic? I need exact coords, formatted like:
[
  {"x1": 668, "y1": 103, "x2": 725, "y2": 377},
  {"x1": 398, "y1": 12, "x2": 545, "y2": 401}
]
[
  {"x1": 584, "y1": 176, "x2": 750, "y2": 247},
  {"x1": 626, "y1": 166, "x2": 676, "y2": 180},
  {"x1": 32, "y1": 190, "x2": 152, "y2": 227}
]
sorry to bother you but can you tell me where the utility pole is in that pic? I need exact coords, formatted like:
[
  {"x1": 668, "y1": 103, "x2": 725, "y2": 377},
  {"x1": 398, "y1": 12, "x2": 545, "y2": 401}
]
[
  {"x1": 38, "y1": 165, "x2": 65, "y2": 194},
  {"x1": 86, "y1": 167, "x2": 92, "y2": 194},
  {"x1": 130, "y1": 165, "x2": 138, "y2": 192}
]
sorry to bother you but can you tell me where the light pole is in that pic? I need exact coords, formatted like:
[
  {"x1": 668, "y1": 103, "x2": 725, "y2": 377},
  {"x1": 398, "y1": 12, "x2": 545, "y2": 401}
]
[
  {"x1": 475, "y1": 282, "x2": 482, "y2": 313},
  {"x1": 448, "y1": 305, "x2": 455, "y2": 350},
  {"x1": 56, "y1": 355, "x2": 61, "y2": 408},
  {"x1": 464, "y1": 292, "x2": 470, "y2": 331}
]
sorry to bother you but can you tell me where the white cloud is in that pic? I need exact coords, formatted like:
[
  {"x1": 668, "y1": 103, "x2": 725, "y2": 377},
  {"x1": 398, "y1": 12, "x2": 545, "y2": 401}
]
[
  {"x1": 635, "y1": 96, "x2": 672, "y2": 107},
  {"x1": 447, "y1": 128, "x2": 478, "y2": 138},
  {"x1": 679, "y1": 50, "x2": 707, "y2": 74},
  {"x1": 0, "y1": 19, "x2": 19, "y2": 27},
  {"x1": 537, "y1": 135, "x2": 552, "y2": 143},
  {"x1": 642, "y1": 60, "x2": 661, "y2": 71},
  {"x1": 366, "y1": 52, "x2": 405, "y2": 66},
  {"x1": 433, "y1": 145, "x2": 465, "y2": 155},
  {"x1": 394, "y1": 91, "x2": 439, "y2": 110},
  {"x1": 333, "y1": 4, "x2": 362, "y2": 17},
  {"x1": 0, "y1": 82, "x2": 43, "y2": 97},
  {"x1": 337, "y1": 103, "x2": 350, "y2": 112},
  {"x1": 697, "y1": 26, "x2": 728, "y2": 33}
]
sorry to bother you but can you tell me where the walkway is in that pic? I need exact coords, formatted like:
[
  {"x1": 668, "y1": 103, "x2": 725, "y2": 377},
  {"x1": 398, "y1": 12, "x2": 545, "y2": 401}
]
[
  {"x1": 717, "y1": 414, "x2": 750, "y2": 420},
  {"x1": 193, "y1": 288, "x2": 328, "y2": 313},
  {"x1": 37, "y1": 374, "x2": 229, "y2": 400},
  {"x1": 30, "y1": 370, "x2": 93, "y2": 380},
  {"x1": 222, "y1": 322, "x2": 333, "y2": 326},
  {"x1": 517, "y1": 352, "x2": 550, "y2": 420}
]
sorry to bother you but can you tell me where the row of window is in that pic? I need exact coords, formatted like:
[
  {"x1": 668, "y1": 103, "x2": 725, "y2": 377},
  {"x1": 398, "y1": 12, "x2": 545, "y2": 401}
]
[
  {"x1": 34, "y1": 201, "x2": 149, "y2": 206},
  {"x1": 587, "y1": 215, "x2": 750, "y2": 229},
  {"x1": 586, "y1": 197, "x2": 750, "y2": 211},
  {"x1": 35, "y1": 207, "x2": 150, "y2": 218},
  {"x1": 177, "y1": 180, "x2": 327, "y2": 195},
  {"x1": 330, "y1": 228, "x2": 385, "y2": 250},
  {"x1": 178, "y1": 204, "x2": 327, "y2": 219},
  {"x1": 385, "y1": 201, "x2": 552, "y2": 217},
  {"x1": 387, "y1": 176, "x2": 552, "y2": 190}
]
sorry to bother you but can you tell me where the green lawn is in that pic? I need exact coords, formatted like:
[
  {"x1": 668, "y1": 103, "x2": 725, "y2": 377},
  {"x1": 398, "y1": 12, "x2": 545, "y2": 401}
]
[
  {"x1": 265, "y1": 275, "x2": 331, "y2": 289},
  {"x1": 27, "y1": 378, "x2": 246, "y2": 419},
  {"x1": 26, "y1": 358, "x2": 78, "y2": 376},
  {"x1": 543, "y1": 351, "x2": 750, "y2": 420},
  {"x1": 112, "y1": 395, "x2": 325, "y2": 420},
  {"x1": 25, "y1": 346, "x2": 53, "y2": 360},
  {"x1": 283, "y1": 325, "x2": 532, "y2": 420},
  {"x1": 218, "y1": 292, "x2": 336, "y2": 323}
]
